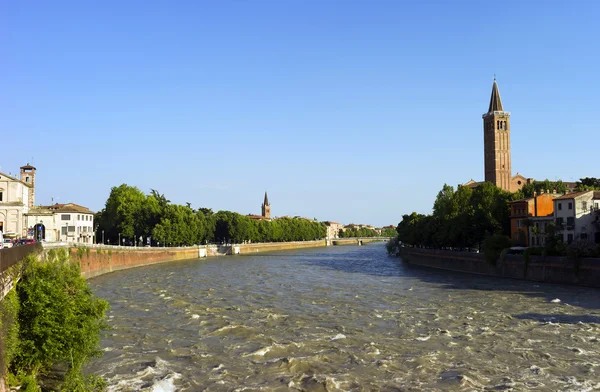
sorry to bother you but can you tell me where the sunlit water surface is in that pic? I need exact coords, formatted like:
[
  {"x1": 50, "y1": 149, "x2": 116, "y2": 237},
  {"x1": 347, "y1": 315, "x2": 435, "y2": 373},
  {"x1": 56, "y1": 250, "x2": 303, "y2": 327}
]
[{"x1": 86, "y1": 244, "x2": 600, "y2": 391}]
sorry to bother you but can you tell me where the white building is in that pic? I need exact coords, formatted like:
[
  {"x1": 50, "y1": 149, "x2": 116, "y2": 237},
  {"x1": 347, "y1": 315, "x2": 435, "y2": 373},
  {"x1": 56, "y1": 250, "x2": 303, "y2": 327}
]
[
  {"x1": 26, "y1": 203, "x2": 95, "y2": 243},
  {"x1": 553, "y1": 191, "x2": 600, "y2": 245},
  {"x1": 0, "y1": 164, "x2": 35, "y2": 239},
  {"x1": 323, "y1": 221, "x2": 343, "y2": 239}
]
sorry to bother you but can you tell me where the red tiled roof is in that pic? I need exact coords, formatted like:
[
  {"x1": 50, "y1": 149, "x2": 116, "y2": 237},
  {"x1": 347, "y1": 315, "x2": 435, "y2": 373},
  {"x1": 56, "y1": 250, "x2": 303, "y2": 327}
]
[
  {"x1": 39, "y1": 203, "x2": 94, "y2": 214},
  {"x1": 554, "y1": 191, "x2": 592, "y2": 200}
]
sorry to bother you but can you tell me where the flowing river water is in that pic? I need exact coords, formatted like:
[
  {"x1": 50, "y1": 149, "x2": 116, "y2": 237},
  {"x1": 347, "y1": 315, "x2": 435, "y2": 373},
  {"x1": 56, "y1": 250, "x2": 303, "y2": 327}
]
[{"x1": 86, "y1": 244, "x2": 600, "y2": 391}]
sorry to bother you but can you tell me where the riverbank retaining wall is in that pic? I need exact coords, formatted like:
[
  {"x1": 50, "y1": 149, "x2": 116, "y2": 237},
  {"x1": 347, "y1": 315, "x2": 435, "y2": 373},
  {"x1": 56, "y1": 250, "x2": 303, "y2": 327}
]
[
  {"x1": 48, "y1": 240, "x2": 332, "y2": 279},
  {"x1": 237, "y1": 240, "x2": 325, "y2": 255},
  {"x1": 65, "y1": 246, "x2": 201, "y2": 279},
  {"x1": 400, "y1": 247, "x2": 600, "y2": 287}
]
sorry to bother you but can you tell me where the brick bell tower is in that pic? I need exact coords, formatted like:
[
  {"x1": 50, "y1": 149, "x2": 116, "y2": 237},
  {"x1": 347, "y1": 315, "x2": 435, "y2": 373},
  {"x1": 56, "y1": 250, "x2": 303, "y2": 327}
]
[
  {"x1": 483, "y1": 78, "x2": 511, "y2": 191},
  {"x1": 261, "y1": 192, "x2": 271, "y2": 219},
  {"x1": 20, "y1": 163, "x2": 37, "y2": 208}
]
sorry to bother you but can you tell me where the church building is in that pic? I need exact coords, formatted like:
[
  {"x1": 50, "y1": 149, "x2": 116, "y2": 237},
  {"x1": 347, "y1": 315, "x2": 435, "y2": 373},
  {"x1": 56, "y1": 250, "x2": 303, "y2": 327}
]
[
  {"x1": 248, "y1": 192, "x2": 272, "y2": 220},
  {"x1": 261, "y1": 192, "x2": 271, "y2": 219}
]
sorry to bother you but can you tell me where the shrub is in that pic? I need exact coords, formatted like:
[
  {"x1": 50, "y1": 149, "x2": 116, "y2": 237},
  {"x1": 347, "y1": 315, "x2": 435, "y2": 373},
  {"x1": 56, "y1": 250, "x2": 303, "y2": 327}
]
[
  {"x1": 483, "y1": 234, "x2": 511, "y2": 265},
  {"x1": 386, "y1": 237, "x2": 400, "y2": 255},
  {"x1": 11, "y1": 253, "x2": 109, "y2": 388},
  {"x1": 0, "y1": 290, "x2": 20, "y2": 381}
]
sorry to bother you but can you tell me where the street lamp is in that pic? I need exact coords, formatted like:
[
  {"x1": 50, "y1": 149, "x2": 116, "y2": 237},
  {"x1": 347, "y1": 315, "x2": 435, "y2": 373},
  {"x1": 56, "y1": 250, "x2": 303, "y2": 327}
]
[
  {"x1": 102, "y1": 230, "x2": 105, "y2": 245},
  {"x1": 118, "y1": 233, "x2": 121, "y2": 246}
]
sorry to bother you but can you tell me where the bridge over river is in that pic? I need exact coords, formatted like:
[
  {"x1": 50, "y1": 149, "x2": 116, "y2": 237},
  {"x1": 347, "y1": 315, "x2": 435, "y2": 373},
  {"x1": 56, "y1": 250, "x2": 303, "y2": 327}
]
[{"x1": 84, "y1": 243, "x2": 600, "y2": 391}]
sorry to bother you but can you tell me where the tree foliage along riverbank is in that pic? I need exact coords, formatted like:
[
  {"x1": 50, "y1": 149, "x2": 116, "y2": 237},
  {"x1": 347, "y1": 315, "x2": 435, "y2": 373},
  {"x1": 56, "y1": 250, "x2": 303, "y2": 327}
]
[
  {"x1": 0, "y1": 249, "x2": 108, "y2": 391},
  {"x1": 396, "y1": 182, "x2": 518, "y2": 250},
  {"x1": 338, "y1": 227, "x2": 379, "y2": 238},
  {"x1": 395, "y1": 179, "x2": 600, "y2": 258},
  {"x1": 95, "y1": 184, "x2": 326, "y2": 246}
]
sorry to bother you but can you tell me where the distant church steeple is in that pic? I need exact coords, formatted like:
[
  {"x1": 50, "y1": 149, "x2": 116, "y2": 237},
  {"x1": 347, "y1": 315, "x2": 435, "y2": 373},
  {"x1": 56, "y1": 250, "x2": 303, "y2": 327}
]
[
  {"x1": 261, "y1": 192, "x2": 271, "y2": 219},
  {"x1": 482, "y1": 78, "x2": 512, "y2": 191}
]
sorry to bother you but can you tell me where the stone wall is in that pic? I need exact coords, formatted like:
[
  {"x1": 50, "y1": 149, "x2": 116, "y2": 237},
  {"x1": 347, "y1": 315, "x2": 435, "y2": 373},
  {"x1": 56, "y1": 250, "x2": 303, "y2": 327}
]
[
  {"x1": 237, "y1": 240, "x2": 325, "y2": 255},
  {"x1": 399, "y1": 247, "x2": 600, "y2": 287}
]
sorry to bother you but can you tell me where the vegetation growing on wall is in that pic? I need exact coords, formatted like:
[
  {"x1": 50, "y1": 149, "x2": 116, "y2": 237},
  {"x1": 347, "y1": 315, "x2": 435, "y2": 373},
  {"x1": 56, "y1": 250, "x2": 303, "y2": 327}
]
[
  {"x1": 95, "y1": 184, "x2": 327, "y2": 246},
  {"x1": 2, "y1": 249, "x2": 109, "y2": 391}
]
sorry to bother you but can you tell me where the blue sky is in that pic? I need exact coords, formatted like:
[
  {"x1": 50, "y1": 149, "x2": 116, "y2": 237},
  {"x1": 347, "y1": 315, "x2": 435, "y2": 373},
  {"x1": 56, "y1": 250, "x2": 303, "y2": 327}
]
[{"x1": 1, "y1": 0, "x2": 598, "y2": 227}]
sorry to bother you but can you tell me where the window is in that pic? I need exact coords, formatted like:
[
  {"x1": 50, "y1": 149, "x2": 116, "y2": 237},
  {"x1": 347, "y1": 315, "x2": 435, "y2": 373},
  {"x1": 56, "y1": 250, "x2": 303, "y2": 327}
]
[
  {"x1": 516, "y1": 220, "x2": 522, "y2": 228},
  {"x1": 581, "y1": 233, "x2": 588, "y2": 240},
  {"x1": 567, "y1": 217, "x2": 574, "y2": 226},
  {"x1": 77, "y1": 214, "x2": 80, "y2": 220},
  {"x1": 567, "y1": 234, "x2": 574, "y2": 244},
  {"x1": 583, "y1": 201, "x2": 588, "y2": 211},
  {"x1": 0, "y1": 191, "x2": 2, "y2": 202},
  {"x1": 25, "y1": 177, "x2": 30, "y2": 183},
  {"x1": 68, "y1": 226, "x2": 75, "y2": 232},
  {"x1": 83, "y1": 226, "x2": 88, "y2": 232},
  {"x1": 568, "y1": 202, "x2": 573, "y2": 210},
  {"x1": 61, "y1": 226, "x2": 67, "y2": 235},
  {"x1": 558, "y1": 203, "x2": 562, "y2": 210},
  {"x1": 556, "y1": 217, "x2": 564, "y2": 226},
  {"x1": 61, "y1": 214, "x2": 70, "y2": 221}
]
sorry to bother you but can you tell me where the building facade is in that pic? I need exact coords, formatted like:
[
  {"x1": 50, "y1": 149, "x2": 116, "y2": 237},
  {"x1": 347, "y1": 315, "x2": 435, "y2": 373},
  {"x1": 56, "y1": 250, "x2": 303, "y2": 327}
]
[
  {"x1": 509, "y1": 193, "x2": 556, "y2": 246},
  {"x1": 553, "y1": 191, "x2": 600, "y2": 245},
  {"x1": 26, "y1": 203, "x2": 95, "y2": 243},
  {"x1": 323, "y1": 221, "x2": 343, "y2": 239},
  {"x1": 0, "y1": 164, "x2": 35, "y2": 238}
]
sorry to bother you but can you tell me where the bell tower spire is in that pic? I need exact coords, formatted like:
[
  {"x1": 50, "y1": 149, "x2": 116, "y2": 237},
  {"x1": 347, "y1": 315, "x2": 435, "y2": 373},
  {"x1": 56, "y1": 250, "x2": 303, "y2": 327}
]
[
  {"x1": 482, "y1": 78, "x2": 511, "y2": 191},
  {"x1": 261, "y1": 191, "x2": 271, "y2": 219}
]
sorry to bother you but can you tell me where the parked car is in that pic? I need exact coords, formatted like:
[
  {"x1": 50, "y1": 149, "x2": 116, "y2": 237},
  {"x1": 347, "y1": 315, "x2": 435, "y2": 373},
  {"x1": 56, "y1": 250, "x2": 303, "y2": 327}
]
[
  {"x1": 0, "y1": 232, "x2": 4, "y2": 249},
  {"x1": 19, "y1": 239, "x2": 36, "y2": 246}
]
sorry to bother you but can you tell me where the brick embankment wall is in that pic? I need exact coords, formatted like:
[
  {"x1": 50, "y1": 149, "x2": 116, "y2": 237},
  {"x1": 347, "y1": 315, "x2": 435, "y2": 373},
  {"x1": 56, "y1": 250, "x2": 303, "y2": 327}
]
[
  {"x1": 399, "y1": 247, "x2": 600, "y2": 287},
  {"x1": 60, "y1": 241, "x2": 330, "y2": 279},
  {"x1": 67, "y1": 247, "x2": 200, "y2": 279}
]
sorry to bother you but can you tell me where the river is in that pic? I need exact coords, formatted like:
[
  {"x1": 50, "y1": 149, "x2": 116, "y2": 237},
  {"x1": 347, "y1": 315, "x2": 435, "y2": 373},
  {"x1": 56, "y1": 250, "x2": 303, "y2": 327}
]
[{"x1": 86, "y1": 243, "x2": 600, "y2": 391}]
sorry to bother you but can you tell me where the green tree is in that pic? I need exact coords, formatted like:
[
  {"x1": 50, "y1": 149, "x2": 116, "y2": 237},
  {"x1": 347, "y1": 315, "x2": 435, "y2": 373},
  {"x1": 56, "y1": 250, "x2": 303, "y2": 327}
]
[
  {"x1": 555, "y1": 180, "x2": 567, "y2": 194},
  {"x1": 521, "y1": 182, "x2": 535, "y2": 198},
  {"x1": 96, "y1": 184, "x2": 146, "y2": 243},
  {"x1": 12, "y1": 250, "x2": 109, "y2": 389}
]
